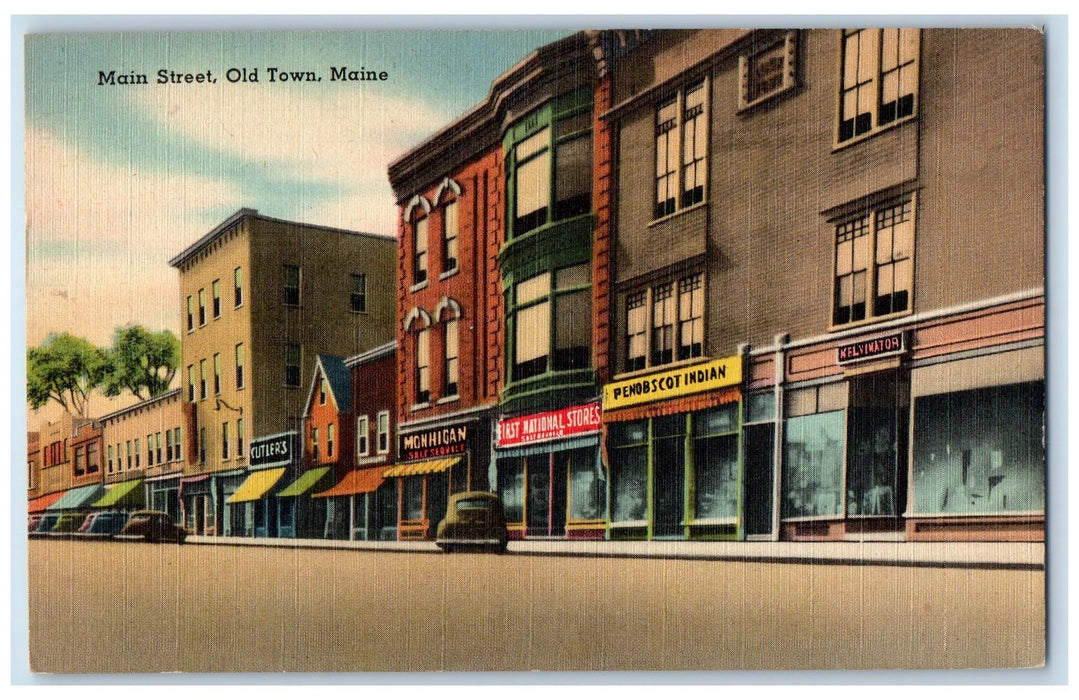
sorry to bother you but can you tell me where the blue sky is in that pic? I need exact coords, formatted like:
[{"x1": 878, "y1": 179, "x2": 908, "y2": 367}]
[{"x1": 24, "y1": 28, "x2": 573, "y2": 347}]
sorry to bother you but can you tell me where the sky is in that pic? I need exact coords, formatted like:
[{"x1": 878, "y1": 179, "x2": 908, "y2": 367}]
[{"x1": 23, "y1": 27, "x2": 574, "y2": 349}]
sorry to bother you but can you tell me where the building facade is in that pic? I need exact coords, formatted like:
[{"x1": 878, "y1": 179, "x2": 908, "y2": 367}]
[
  {"x1": 601, "y1": 28, "x2": 1045, "y2": 541},
  {"x1": 168, "y1": 208, "x2": 397, "y2": 537},
  {"x1": 27, "y1": 413, "x2": 103, "y2": 517},
  {"x1": 97, "y1": 388, "x2": 191, "y2": 521}
]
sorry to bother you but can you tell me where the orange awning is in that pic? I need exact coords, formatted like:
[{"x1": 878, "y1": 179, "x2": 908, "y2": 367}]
[
  {"x1": 28, "y1": 490, "x2": 65, "y2": 513},
  {"x1": 313, "y1": 468, "x2": 386, "y2": 498}
]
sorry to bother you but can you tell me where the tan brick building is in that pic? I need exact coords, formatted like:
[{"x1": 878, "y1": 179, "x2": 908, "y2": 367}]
[{"x1": 168, "y1": 209, "x2": 396, "y2": 536}]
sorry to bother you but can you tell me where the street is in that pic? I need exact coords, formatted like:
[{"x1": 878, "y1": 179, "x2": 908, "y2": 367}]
[{"x1": 27, "y1": 538, "x2": 1044, "y2": 673}]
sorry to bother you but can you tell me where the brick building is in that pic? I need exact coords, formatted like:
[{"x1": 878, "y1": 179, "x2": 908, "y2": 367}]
[{"x1": 601, "y1": 29, "x2": 1044, "y2": 541}]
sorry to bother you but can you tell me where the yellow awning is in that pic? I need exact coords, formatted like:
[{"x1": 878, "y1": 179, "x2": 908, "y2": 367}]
[
  {"x1": 226, "y1": 468, "x2": 287, "y2": 503},
  {"x1": 383, "y1": 457, "x2": 460, "y2": 478}
]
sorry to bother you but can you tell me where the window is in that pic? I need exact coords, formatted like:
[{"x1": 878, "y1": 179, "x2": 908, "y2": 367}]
[
  {"x1": 187, "y1": 365, "x2": 195, "y2": 402},
  {"x1": 832, "y1": 197, "x2": 915, "y2": 326},
  {"x1": 74, "y1": 446, "x2": 86, "y2": 476},
  {"x1": 87, "y1": 443, "x2": 99, "y2": 473},
  {"x1": 444, "y1": 318, "x2": 459, "y2": 397},
  {"x1": 126, "y1": 440, "x2": 132, "y2": 470},
  {"x1": 509, "y1": 264, "x2": 592, "y2": 382},
  {"x1": 186, "y1": 296, "x2": 194, "y2": 332},
  {"x1": 234, "y1": 267, "x2": 243, "y2": 307},
  {"x1": 165, "y1": 431, "x2": 173, "y2": 462},
  {"x1": 212, "y1": 279, "x2": 221, "y2": 319},
  {"x1": 442, "y1": 200, "x2": 459, "y2": 272},
  {"x1": 285, "y1": 343, "x2": 301, "y2": 387},
  {"x1": 609, "y1": 421, "x2": 648, "y2": 523},
  {"x1": 222, "y1": 422, "x2": 230, "y2": 461},
  {"x1": 413, "y1": 216, "x2": 429, "y2": 285},
  {"x1": 283, "y1": 265, "x2": 300, "y2": 306},
  {"x1": 655, "y1": 81, "x2": 708, "y2": 219},
  {"x1": 350, "y1": 274, "x2": 367, "y2": 313},
  {"x1": 199, "y1": 428, "x2": 207, "y2": 464},
  {"x1": 622, "y1": 273, "x2": 705, "y2": 372},
  {"x1": 327, "y1": 423, "x2": 335, "y2": 458},
  {"x1": 415, "y1": 328, "x2": 431, "y2": 404},
  {"x1": 213, "y1": 353, "x2": 221, "y2": 395},
  {"x1": 377, "y1": 411, "x2": 390, "y2": 454},
  {"x1": 693, "y1": 405, "x2": 740, "y2": 519},
  {"x1": 199, "y1": 359, "x2": 207, "y2": 400},
  {"x1": 173, "y1": 427, "x2": 182, "y2": 463},
  {"x1": 147, "y1": 434, "x2": 154, "y2": 466},
  {"x1": 312, "y1": 427, "x2": 320, "y2": 460},
  {"x1": 739, "y1": 30, "x2": 798, "y2": 109},
  {"x1": 839, "y1": 28, "x2": 920, "y2": 143},
  {"x1": 235, "y1": 343, "x2": 244, "y2": 390},
  {"x1": 108, "y1": 444, "x2": 114, "y2": 474},
  {"x1": 236, "y1": 420, "x2": 244, "y2": 462},
  {"x1": 134, "y1": 438, "x2": 141, "y2": 468},
  {"x1": 356, "y1": 415, "x2": 369, "y2": 457},
  {"x1": 319, "y1": 378, "x2": 327, "y2": 405},
  {"x1": 198, "y1": 289, "x2": 206, "y2": 326},
  {"x1": 155, "y1": 432, "x2": 162, "y2": 464},
  {"x1": 506, "y1": 97, "x2": 593, "y2": 239}
]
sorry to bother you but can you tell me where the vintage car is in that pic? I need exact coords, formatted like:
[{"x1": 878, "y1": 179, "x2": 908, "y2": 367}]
[
  {"x1": 117, "y1": 510, "x2": 187, "y2": 544},
  {"x1": 435, "y1": 491, "x2": 508, "y2": 553},
  {"x1": 27, "y1": 513, "x2": 44, "y2": 533},
  {"x1": 75, "y1": 510, "x2": 131, "y2": 539},
  {"x1": 29, "y1": 513, "x2": 60, "y2": 537},
  {"x1": 48, "y1": 511, "x2": 90, "y2": 536}
]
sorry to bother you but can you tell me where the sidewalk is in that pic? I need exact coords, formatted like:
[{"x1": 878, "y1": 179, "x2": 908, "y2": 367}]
[{"x1": 187, "y1": 534, "x2": 1044, "y2": 569}]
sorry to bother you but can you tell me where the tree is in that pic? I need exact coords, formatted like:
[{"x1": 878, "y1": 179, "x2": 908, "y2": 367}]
[
  {"x1": 26, "y1": 332, "x2": 109, "y2": 415},
  {"x1": 102, "y1": 325, "x2": 180, "y2": 401}
]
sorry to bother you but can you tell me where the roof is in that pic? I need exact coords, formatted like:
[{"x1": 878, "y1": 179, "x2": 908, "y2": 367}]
[
  {"x1": 305, "y1": 354, "x2": 352, "y2": 415},
  {"x1": 343, "y1": 340, "x2": 396, "y2": 369},
  {"x1": 97, "y1": 388, "x2": 183, "y2": 424},
  {"x1": 167, "y1": 208, "x2": 393, "y2": 270}
]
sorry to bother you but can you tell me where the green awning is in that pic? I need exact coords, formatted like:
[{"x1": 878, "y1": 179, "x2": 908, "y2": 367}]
[
  {"x1": 46, "y1": 483, "x2": 106, "y2": 510},
  {"x1": 92, "y1": 479, "x2": 145, "y2": 509},
  {"x1": 276, "y1": 468, "x2": 332, "y2": 498}
]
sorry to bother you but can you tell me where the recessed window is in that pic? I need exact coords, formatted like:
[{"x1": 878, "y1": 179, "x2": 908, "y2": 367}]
[
  {"x1": 312, "y1": 427, "x2": 320, "y2": 461},
  {"x1": 198, "y1": 289, "x2": 207, "y2": 326},
  {"x1": 413, "y1": 216, "x2": 429, "y2": 285},
  {"x1": 442, "y1": 200, "x2": 459, "y2": 273},
  {"x1": 235, "y1": 420, "x2": 243, "y2": 462},
  {"x1": 199, "y1": 359, "x2": 207, "y2": 400},
  {"x1": 655, "y1": 81, "x2": 708, "y2": 219},
  {"x1": 187, "y1": 364, "x2": 195, "y2": 402},
  {"x1": 222, "y1": 422, "x2": 231, "y2": 461},
  {"x1": 319, "y1": 378, "x2": 327, "y2": 405},
  {"x1": 444, "y1": 318, "x2": 459, "y2": 397},
  {"x1": 213, "y1": 353, "x2": 221, "y2": 395},
  {"x1": 415, "y1": 327, "x2": 431, "y2": 404},
  {"x1": 235, "y1": 343, "x2": 245, "y2": 390},
  {"x1": 350, "y1": 273, "x2": 367, "y2": 313},
  {"x1": 283, "y1": 265, "x2": 301, "y2": 306},
  {"x1": 285, "y1": 343, "x2": 302, "y2": 387},
  {"x1": 327, "y1": 423, "x2": 335, "y2": 458},
  {"x1": 622, "y1": 273, "x2": 705, "y2": 373},
  {"x1": 509, "y1": 264, "x2": 592, "y2": 382},
  {"x1": 356, "y1": 415, "x2": 369, "y2": 457},
  {"x1": 832, "y1": 197, "x2": 915, "y2": 326},
  {"x1": 838, "y1": 29, "x2": 920, "y2": 143},
  {"x1": 377, "y1": 411, "x2": 390, "y2": 454},
  {"x1": 234, "y1": 267, "x2": 243, "y2": 308},
  {"x1": 212, "y1": 279, "x2": 221, "y2": 319},
  {"x1": 186, "y1": 296, "x2": 194, "y2": 332}
]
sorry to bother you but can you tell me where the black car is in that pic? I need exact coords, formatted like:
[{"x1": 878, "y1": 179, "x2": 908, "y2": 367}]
[
  {"x1": 117, "y1": 510, "x2": 188, "y2": 544},
  {"x1": 75, "y1": 510, "x2": 131, "y2": 539}
]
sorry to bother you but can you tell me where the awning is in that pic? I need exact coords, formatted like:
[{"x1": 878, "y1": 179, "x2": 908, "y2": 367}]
[
  {"x1": 28, "y1": 490, "x2": 66, "y2": 513},
  {"x1": 383, "y1": 456, "x2": 460, "y2": 478},
  {"x1": 92, "y1": 479, "x2": 145, "y2": 509},
  {"x1": 226, "y1": 468, "x2": 287, "y2": 504},
  {"x1": 276, "y1": 467, "x2": 332, "y2": 498},
  {"x1": 313, "y1": 467, "x2": 386, "y2": 498},
  {"x1": 46, "y1": 483, "x2": 106, "y2": 511}
]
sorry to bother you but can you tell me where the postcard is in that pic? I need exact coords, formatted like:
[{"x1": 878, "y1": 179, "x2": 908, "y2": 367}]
[{"x1": 21, "y1": 22, "x2": 1049, "y2": 676}]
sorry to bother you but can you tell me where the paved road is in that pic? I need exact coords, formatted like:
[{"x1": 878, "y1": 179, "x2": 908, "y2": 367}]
[{"x1": 27, "y1": 538, "x2": 1044, "y2": 673}]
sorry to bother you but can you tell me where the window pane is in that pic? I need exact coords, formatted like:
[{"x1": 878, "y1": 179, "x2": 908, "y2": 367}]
[
  {"x1": 843, "y1": 32, "x2": 860, "y2": 88},
  {"x1": 498, "y1": 458, "x2": 525, "y2": 523},
  {"x1": 651, "y1": 283, "x2": 675, "y2": 365},
  {"x1": 515, "y1": 301, "x2": 550, "y2": 377},
  {"x1": 515, "y1": 132, "x2": 550, "y2": 234},
  {"x1": 554, "y1": 288, "x2": 591, "y2": 370},
  {"x1": 555, "y1": 263, "x2": 590, "y2": 289},
  {"x1": 626, "y1": 292, "x2": 647, "y2": 371},
  {"x1": 555, "y1": 134, "x2": 592, "y2": 220},
  {"x1": 611, "y1": 445, "x2": 647, "y2": 522},
  {"x1": 517, "y1": 272, "x2": 551, "y2": 304},
  {"x1": 912, "y1": 383, "x2": 1044, "y2": 515},
  {"x1": 567, "y1": 449, "x2": 604, "y2": 521},
  {"x1": 782, "y1": 410, "x2": 846, "y2": 518},
  {"x1": 695, "y1": 433, "x2": 739, "y2": 519}
]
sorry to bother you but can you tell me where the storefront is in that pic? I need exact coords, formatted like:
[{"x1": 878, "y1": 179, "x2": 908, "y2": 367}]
[
  {"x1": 390, "y1": 418, "x2": 489, "y2": 540},
  {"x1": 275, "y1": 467, "x2": 334, "y2": 539},
  {"x1": 223, "y1": 431, "x2": 298, "y2": 537},
  {"x1": 314, "y1": 467, "x2": 396, "y2": 540},
  {"x1": 146, "y1": 475, "x2": 181, "y2": 522},
  {"x1": 179, "y1": 475, "x2": 215, "y2": 535},
  {"x1": 494, "y1": 401, "x2": 605, "y2": 540},
  {"x1": 603, "y1": 356, "x2": 744, "y2": 541}
]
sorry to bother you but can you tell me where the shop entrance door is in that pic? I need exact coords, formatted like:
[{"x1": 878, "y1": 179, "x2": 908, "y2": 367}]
[
  {"x1": 526, "y1": 455, "x2": 566, "y2": 537},
  {"x1": 652, "y1": 415, "x2": 686, "y2": 538},
  {"x1": 743, "y1": 423, "x2": 775, "y2": 538},
  {"x1": 846, "y1": 372, "x2": 909, "y2": 533}
]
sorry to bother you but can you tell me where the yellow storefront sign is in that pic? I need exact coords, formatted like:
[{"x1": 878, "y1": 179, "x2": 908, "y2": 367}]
[{"x1": 602, "y1": 356, "x2": 742, "y2": 411}]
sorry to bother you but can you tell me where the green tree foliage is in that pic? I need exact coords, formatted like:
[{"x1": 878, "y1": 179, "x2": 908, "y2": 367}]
[
  {"x1": 102, "y1": 325, "x2": 180, "y2": 401},
  {"x1": 26, "y1": 332, "x2": 109, "y2": 415}
]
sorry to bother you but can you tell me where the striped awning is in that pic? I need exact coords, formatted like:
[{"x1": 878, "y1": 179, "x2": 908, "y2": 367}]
[
  {"x1": 276, "y1": 467, "x2": 332, "y2": 498},
  {"x1": 92, "y1": 479, "x2": 145, "y2": 509},
  {"x1": 226, "y1": 468, "x2": 286, "y2": 504},
  {"x1": 46, "y1": 483, "x2": 106, "y2": 511},
  {"x1": 382, "y1": 456, "x2": 460, "y2": 478},
  {"x1": 28, "y1": 490, "x2": 66, "y2": 513},
  {"x1": 313, "y1": 467, "x2": 386, "y2": 498}
]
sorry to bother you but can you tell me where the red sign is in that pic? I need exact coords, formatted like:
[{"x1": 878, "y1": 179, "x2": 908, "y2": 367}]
[{"x1": 497, "y1": 402, "x2": 602, "y2": 447}]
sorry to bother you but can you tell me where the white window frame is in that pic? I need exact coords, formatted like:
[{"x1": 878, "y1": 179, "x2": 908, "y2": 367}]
[
  {"x1": 653, "y1": 78, "x2": 709, "y2": 221},
  {"x1": 837, "y1": 28, "x2": 920, "y2": 145},
  {"x1": 356, "y1": 415, "x2": 370, "y2": 457},
  {"x1": 376, "y1": 411, "x2": 390, "y2": 455}
]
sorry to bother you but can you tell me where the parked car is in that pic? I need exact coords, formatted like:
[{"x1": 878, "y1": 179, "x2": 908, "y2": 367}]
[
  {"x1": 76, "y1": 510, "x2": 130, "y2": 539},
  {"x1": 48, "y1": 511, "x2": 89, "y2": 536},
  {"x1": 118, "y1": 510, "x2": 187, "y2": 544},
  {"x1": 436, "y1": 491, "x2": 508, "y2": 553},
  {"x1": 27, "y1": 513, "x2": 44, "y2": 533}
]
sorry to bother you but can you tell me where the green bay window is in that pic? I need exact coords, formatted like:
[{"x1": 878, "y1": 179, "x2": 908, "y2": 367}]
[{"x1": 509, "y1": 263, "x2": 592, "y2": 383}]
